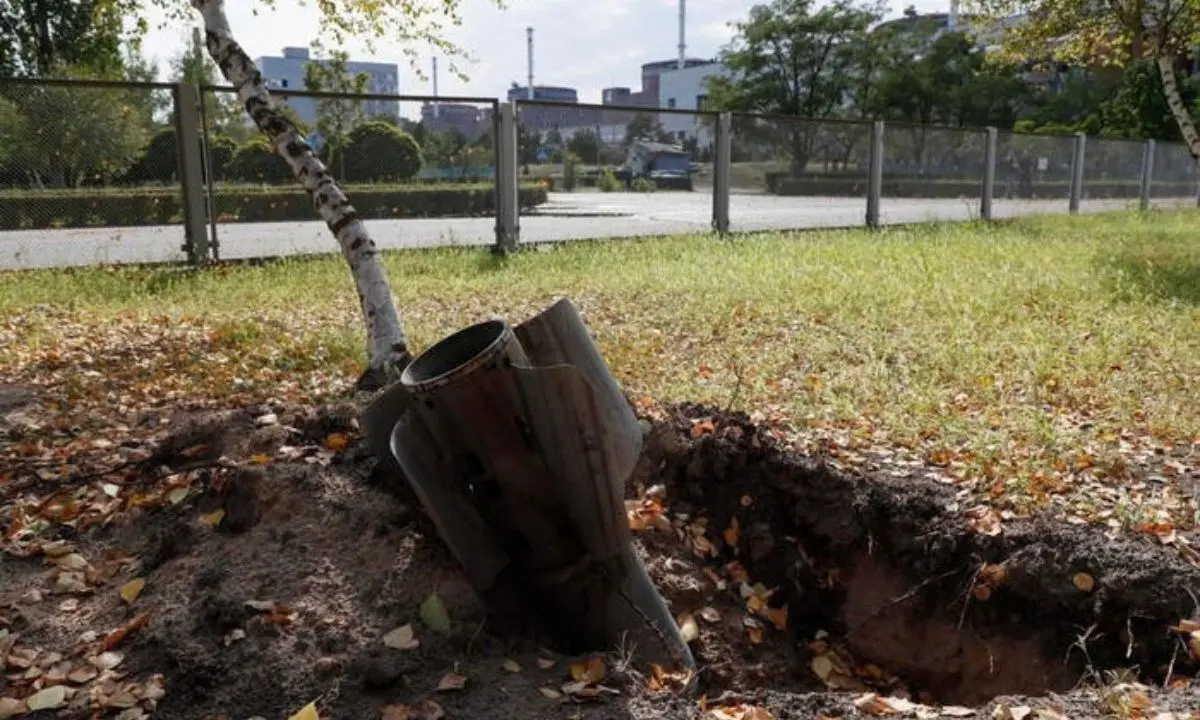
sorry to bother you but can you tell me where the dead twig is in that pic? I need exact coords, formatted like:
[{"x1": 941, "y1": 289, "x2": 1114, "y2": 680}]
[
  {"x1": 723, "y1": 362, "x2": 745, "y2": 414},
  {"x1": 1164, "y1": 635, "x2": 1183, "y2": 689},
  {"x1": 957, "y1": 564, "x2": 984, "y2": 631}
]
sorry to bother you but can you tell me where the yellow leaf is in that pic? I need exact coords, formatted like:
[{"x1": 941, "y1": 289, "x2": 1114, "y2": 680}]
[
  {"x1": 323, "y1": 433, "x2": 349, "y2": 452},
  {"x1": 288, "y1": 702, "x2": 320, "y2": 720},
  {"x1": 1072, "y1": 573, "x2": 1095, "y2": 592},
  {"x1": 763, "y1": 605, "x2": 788, "y2": 631},
  {"x1": 119, "y1": 578, "x2": 145, "y2": 605},
  {"x1": 568, "y1": 656, "x2": 606, "y2": 684},
  {"x1": 249, "y1": 454, "x2": 272, "y2": 465},
  {"x1": 723, "y1": 517, "x2": 740, "y2": 548},
  {"x1": 199, "y1": 509, "x2": 225, "y2": 527}
]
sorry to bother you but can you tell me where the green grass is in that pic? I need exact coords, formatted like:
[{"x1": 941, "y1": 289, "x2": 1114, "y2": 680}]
[{"x1": 2, "y1": 210, "x2": 1198, "y2": 513}]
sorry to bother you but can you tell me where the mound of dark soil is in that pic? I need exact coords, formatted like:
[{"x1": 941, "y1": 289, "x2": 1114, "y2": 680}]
[{"x1": 3, "y1": 399, "x2": 1200, "y2": 719}]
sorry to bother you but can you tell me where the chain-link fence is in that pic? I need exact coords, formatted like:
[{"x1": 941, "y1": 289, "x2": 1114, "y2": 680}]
[
  {"x1": 880, "y1": 123, "x2": 988, "y2": 225},
  {"x1": 727, "y1": 114, "x2": 871, "y2": 232},
  {"x1": 991, "y1": 131, "x2": 1077, "y2": 220},
  {"x1": 1081, "y1": 136, "x2": 1143, "y2": 214},
  {"x1": 514, "y1": 100, "x2": 716, "y2": 243},
  {"x1": 0, "y1": 77, "x2": 188, "y2": 269},
  {"x1": 1151, "y1": 141, "x2": 1200, "y2": 209},
  {"x1": 2, "y1": 76, "x2": 1197, "y2": 269},
  {"x1": 198, "y1": 87, "x2": 500, "y2": 259}
]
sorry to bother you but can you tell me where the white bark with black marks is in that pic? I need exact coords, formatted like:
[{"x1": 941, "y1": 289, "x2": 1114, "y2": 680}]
[
  {"x1": 191, "y1": 0, "x2": 409, "y2": 389},
  {"x1": 1157, "y1": 56, "x2": 1200, "y2": 159}
]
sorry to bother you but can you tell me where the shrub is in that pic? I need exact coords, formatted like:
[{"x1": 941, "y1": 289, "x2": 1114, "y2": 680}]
[
  {"x1": 123, "y1": 128, "x2": 179, "y2": 184},
  {"x1": 597, "y1": 170, "x2": 622, "y2": 192},
  {"x1": 631, "y1": 177, "x2": 657, "y2": 193},
  {"x1": 0, "y1": 184, "x2": 550, "y2": 230},
  {"x1": 227, "y1": 138, "x2": 293, "y2": 184},
  {"x1": 343, "y1": 122, "x2": 422, "y2": 182},
  {"x1": 563, "y1": 152, "x2": 579, "y2": 191},
  {"x1": 206, "y1": 135, "x2": 238, "y2": 181}
]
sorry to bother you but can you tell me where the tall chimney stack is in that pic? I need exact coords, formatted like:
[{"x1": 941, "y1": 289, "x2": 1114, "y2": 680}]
[
  {"x1": 526, "y1": 27, "x2": 535, "y2": 100},
  {"x1": 678, "y1": 0, "x2": 686, "y2": 70},
  {"x1": 432, "y1": 57, "x2": 440, "y2": 119}
]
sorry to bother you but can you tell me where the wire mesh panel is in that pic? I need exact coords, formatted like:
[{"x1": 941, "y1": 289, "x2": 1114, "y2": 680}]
[
  {"x1": 1150, "y1": 141, "x2": 1198, "y2": 208},
  {"x1": 880, "y1": 123, "x2": 987, "y2": 225},
  {"x1": 991, "y1": 131, "x2": 1076, "y2": 219},
  {"x1": 201, "y1": 87, "x2": 499, "y2": 259},
  {"x1": 729, "y1": 113, "x2": 871, "y2": 232},
  {"x1": 515, "y1": 101, "x2": 716, "y2": 244},
  {"x1": 0, "y1": 78, "x2": 183, "y2": 270},
  {"x1": 1081, "y1": 137, "x2": 1143, "y2": 214}
]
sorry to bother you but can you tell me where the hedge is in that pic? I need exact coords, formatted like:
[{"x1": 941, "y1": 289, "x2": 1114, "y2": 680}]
[
  {"x1": 0, "y1": 184, "x2": 549, "y2": 231},
  {"x1": 772, "y1": 176, "x2": 1197, "y2": 199}
]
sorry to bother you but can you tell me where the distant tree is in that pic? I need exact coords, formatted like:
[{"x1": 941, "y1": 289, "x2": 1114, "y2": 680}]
[
  {"x1": 623, "y1": 114, "x2": 674, "y2": 147},
  {"x1": 228, "y1": 137, "x2": 293, "y2": 183},
  {"x1": 0, "y1": 0, "x2": 125, "y2": 77},
  {"x1": 304, "y1": 50, "x2": 371, "y2": 180},
  {"x1": 0, "y1": 65, "x2": 151, "y2": 188},
  {"x1": 567, "y1": 129, "x2": 601, "y2": 164},
  {"x1": 172, "y1": 30, "x2": 248, "y2": 141},
  {"x1": 966, "y1": 0, "x2": 1200, "y2": 156},
  {"x1": 705, "y1": 0, "x2": 886, "y2": 174},
  {"x1": 1100, "y1": 59, "x2": 1200, "y2": 140}
]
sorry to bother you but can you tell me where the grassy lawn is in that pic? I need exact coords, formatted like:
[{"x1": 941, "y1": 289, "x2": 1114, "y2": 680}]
[{"x1": 2, "y1": 210, "x2": 1198, "y2": 530}]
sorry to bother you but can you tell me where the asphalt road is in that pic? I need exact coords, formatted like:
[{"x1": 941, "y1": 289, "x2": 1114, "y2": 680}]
[{"x1": 1, "y1": 191, "x2": 1191, "y2": 270}]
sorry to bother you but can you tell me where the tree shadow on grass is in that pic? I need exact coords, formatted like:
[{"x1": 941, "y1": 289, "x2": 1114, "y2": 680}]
[{"x1": 1099, "y1": 235, "x2": 1200, "y2": 305}]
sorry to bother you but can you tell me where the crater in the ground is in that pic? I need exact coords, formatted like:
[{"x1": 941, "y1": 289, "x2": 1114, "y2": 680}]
[{"x1": 627, "y1": 404, "x2": 1200, "y2": 707}]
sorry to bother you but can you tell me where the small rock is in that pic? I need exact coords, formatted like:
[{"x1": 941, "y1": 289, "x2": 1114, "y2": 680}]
[{"x1": 255, "y1": 413, "x2": 278, "y2": 427}]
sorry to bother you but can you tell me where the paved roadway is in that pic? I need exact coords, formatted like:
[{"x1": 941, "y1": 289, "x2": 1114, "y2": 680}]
[{"x1": 0, "y1": 191, "x2": 1191, "y2": 270}]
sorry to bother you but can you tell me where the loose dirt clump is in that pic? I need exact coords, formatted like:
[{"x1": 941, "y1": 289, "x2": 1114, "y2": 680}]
[{"x1": 3, "y1": 396, "x2": 1200, "y2": 719}]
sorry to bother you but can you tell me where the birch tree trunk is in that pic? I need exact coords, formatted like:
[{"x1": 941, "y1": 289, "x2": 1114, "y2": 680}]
[
  {"x1": 191, "y1": 0, "x2": 410, "y2": 390},
  {"x1": 1157, "y1": 55, "x2": 1200, "y2": 158}
]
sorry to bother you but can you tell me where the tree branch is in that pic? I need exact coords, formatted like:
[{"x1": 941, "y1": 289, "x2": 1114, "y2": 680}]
[{"x1": 189, "y1": 0, "x2": 410, "y2": 389}]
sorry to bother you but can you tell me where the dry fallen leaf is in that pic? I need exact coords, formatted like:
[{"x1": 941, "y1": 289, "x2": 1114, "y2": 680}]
[
  {"x1": 942, "y1": 708, "x2": 976, "y2": 717},
  {"x1": 381, "y1": 701, "x2": 445, "y2": 720},
  {"x1": 55, "y1": 553, "x2": 89, "y2": 571},
  {"x1": 382, "y1": 625, "x2": 419, "y2": 651},
  {"x1": 854, "y1": 693, "x2": 899, "y2": 716},
  {"x1": 0, "y1": 698, "x2": 24, "y2": 720},
  {"x1": 1072, "y1": 573, "x2": 1095, "y2": 592},
  {"x1": 119, "y1": 578, "x2": 145, "y2": 605},
  {"x1": 199, "y1": 509, "x2": 225, "y2": 527},
  {"x1": 723, "y1": 517, "x2": 740, "y2": 548},
  {"x1": 699, "y1": 606, "x2": 722, "y2": 623},
  {"x1": 502, "y1": 659, "x2": 522, "y2": 673},
  {"x1": 539, "y1": 687, "x2": 563, "y2": 700},
  {"x1": 323, "y1": 433, "x2": 349, "y2": 452},
  {"x1": 436, "y1": 672, "x2": 467, "y2": 692},
  {"x1": 102, "y1": 612, "x2": 149, "y2": 651},
  {"x1": 678, "y1": 612, "x2": 699, "y2": 643},
  {"x1": 569, "y1": 656, "x2": 606, "y2": 684},
  {"x1": 536, "y1": 657, "x2": 556, "y2": 670},
  {"x1": 288, "y1": 701, "x2": 320, "y2": 720},
  {"x1": 25, "y1": 685, "x2": 68, "y2": 711}
]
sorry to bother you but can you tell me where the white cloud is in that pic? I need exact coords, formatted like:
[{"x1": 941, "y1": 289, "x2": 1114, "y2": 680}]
[{"x1": 139, "y1": 0, "x2": 952, "y2": 108}]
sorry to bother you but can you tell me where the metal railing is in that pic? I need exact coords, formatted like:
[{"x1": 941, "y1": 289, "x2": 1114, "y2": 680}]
[{"x1": 0, "y1": 77, "x2": 1196, "y2": 269}]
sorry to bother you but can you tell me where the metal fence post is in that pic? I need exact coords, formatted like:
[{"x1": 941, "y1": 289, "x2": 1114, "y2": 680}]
[
  {"x1": 1139, "y1": 138, "x2": 1156, "y2": 211},
  {"x1": 1068, "y1": 131, "x2": 1086, "y2": 214},
  {"x1": 495, "y1": 101, "x2": 520, "y2": 253},
  {"x1": 866, "y1": 120, "x2": 884, "y2": 228},
  {"x1": 172, "y1": 83, "x2": 210, "y2": 265},
  {"x1": 712, "y1": 112, "x2": 732, "y2": 234},
  {"x1": 981, "y1": 127, "x2": 998, "y2": 221}
]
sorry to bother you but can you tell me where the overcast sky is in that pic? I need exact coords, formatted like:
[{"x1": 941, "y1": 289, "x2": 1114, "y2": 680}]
[{"x1": 139, "y1": 0, "x2": 951, "y2": 104}]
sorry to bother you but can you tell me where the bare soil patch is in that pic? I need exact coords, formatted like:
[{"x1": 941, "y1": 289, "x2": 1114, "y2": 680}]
[{"x1": 2, "y1": 394, "x2": 1200, "y2": 719}]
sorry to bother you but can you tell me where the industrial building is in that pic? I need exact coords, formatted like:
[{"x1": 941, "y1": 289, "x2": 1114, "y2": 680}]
[{"x1": 255, "y1": 47, "x2": 401, "y2": 125}]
